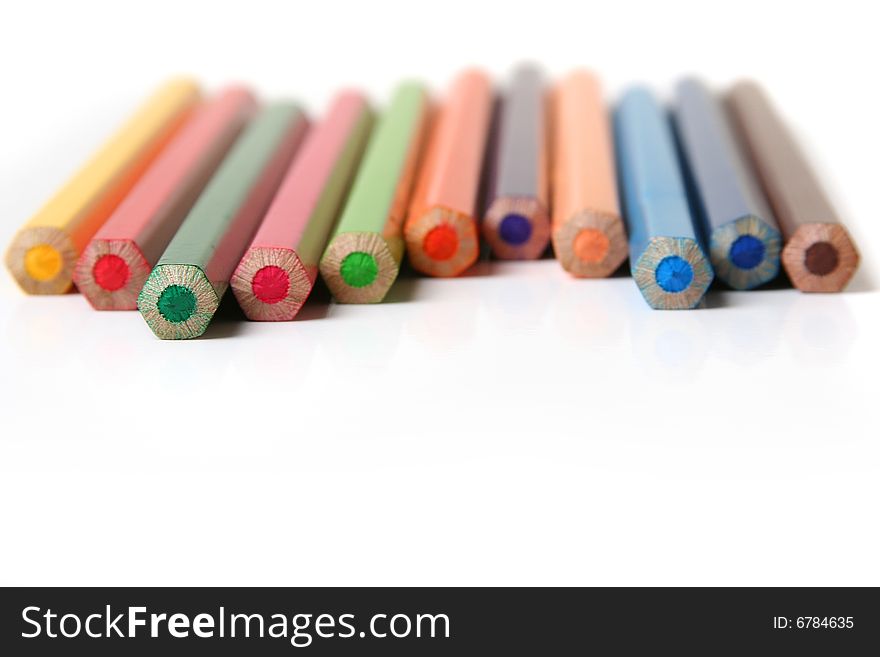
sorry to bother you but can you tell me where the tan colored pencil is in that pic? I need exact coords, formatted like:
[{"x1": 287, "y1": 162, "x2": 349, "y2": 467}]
[{"x1": 727, "y1": 81, "x2": 859, "y2": 292}]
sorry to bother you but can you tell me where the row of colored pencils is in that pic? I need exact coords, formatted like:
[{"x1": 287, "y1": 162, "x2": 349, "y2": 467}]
[{"x1": 5, "y1": 68, "x2": 860, "y2": 339}]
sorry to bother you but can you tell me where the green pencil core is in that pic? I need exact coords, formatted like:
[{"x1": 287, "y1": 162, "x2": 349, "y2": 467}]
[
  {"x1": 340, "y1": 251, "x2": 378, "y2": 288},
  {"x1": 157, "y1": 285, "x2": 197, "y2": 323}
]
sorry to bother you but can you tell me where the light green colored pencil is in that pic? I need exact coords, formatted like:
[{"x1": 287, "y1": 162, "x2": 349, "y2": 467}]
[{"x1": 319, "y1": 82, "x2": 430, "y2": 303}]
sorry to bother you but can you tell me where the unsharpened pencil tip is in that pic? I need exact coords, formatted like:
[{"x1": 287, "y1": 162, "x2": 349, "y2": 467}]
[
  {"x1": 251, "y1": 265, "x2": 291, "y2": 304},
  {"x1": 138, "y1": 264, "x2": 220, "y2": 339},
  {"x1": 498, "y1": 214, "x2": 533, "y2": 246},
  {"x1": 93, "y1": 254, "x2": 131, "y2": 291},
  {"x1": 803, "y1": 242, "x2": 839, "y2": 277},
  {"x1": 728, "y1": 235, "x2": 766, "y2": 271},
  {"x1": 340, "y1": 252, "x2": 379, "y2": 288},
  {"x1": 157, "y1": 284, "x2": 197, "y2": 323}
]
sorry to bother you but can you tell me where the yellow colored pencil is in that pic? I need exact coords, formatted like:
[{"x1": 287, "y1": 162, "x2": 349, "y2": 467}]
[{"x1": 5, "y1": 78, "x2": 200, "y2": 294}]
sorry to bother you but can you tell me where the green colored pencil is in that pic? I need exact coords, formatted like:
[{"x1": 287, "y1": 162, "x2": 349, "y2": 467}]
[
  {"x1": 319, "y1": 82, "x2": 430, "y2": 303},
  {"x1": 138, "y1": 103, "x2": 308, "y2": 339}
]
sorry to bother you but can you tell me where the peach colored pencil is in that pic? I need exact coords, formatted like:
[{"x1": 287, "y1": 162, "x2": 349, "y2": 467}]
[
  {"x1": 231, "y1": 91, "x2": 373, "y2": 320},
  {"x1": 74, "y1": 88, "x2": 256, "y2": 310},
  {"x1": 551, "y1": 71, "x2": 627, "y2": 277},
  {"x1": 404, "y1": 70, "x2": 492, "y2": 277}
]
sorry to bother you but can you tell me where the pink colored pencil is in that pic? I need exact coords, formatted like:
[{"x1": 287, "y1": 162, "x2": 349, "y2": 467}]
[
  {"x1": 73, "y1": 88, "x2": 257, "y2": 309},
  {"x1": 231, "y1": 91, "x2": 373, "y2": 320}
]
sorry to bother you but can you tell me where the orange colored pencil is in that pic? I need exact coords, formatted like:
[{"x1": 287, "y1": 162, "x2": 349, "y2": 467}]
[
  {"x1": 404, "y1": 70, "x2": 492, "y2": 277},
  {"x1": 552, "y1": 71, "x2": 627, "y2": 277}
]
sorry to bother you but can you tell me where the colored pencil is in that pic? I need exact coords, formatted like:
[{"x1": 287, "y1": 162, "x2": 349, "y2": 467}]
[
  {"x1": 482, "y1": 65, "x2": 549, "y2": 260},
  {"x1": 672, "y1": 78, "x2": 781, "y2": 290},
  {"x1": 73, "y1": 88, "x2": 256, "y2": 310},
  {"x1": 551, "y1": 71, "x2": 627, "y2": 278},
  {"x1": 614, "y1": 87, "x2": 714, "y2": 310},
  {"x1": 137, "y1": 103, "x2": 308, "y2": 339},
  {"x1": 231, "y1": 91, "x2": 373, "y2": 320},
  {"x1": 404, "y1": 70, "x2": 492, "y2": 277},
  {"x1": 5, "y1": 79, "x2": 199, "y2": 294},
  {"x1": 320, "y1": 82, "x2": 429, "y2": 302},
  {"x1": 727, "y1": 81, "x2": 859, "y2": 292}
]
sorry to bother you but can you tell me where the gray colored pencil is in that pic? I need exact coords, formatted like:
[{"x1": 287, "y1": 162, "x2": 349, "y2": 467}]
[
  {"x1": 673, "y1": 78, "x2": 781, "y2": 290},
  {"x1": 482, "y1": 65, "x2": 550, "y2": 260}
]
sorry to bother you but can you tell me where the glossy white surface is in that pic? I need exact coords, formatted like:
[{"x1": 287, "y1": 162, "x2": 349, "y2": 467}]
[{"x1": 1, "y1": 0, "x2": 878, "y2": 586}]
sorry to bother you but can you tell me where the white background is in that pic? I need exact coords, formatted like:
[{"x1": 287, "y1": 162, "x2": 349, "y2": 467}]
[{"x1": 0, "y1": 0, "x2": 877, "y2": 586}]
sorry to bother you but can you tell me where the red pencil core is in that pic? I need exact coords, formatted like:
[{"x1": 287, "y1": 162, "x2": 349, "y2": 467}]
[
  {"x1": 93, "y1": 254, "x2": 131, "y2": 291},
  {"x1": 423, "y1": 225, "x2": 459, "y2": 261},
  {"x1": 251, "y1": 265, "x2": 290, "y2": 304}
]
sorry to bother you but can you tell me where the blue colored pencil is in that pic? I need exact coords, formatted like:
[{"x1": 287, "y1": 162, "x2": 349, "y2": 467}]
[
  {"x1": 614, "y1": 87, "x2": 713, "y2": 309},
  {"x1": 673, "y1": 78, "x2": 781, "y2": 290}
]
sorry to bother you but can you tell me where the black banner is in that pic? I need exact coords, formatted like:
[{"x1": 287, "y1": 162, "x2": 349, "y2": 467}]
[{"x1": 1, "y1": 587, "x2": 877, "y2": 654}]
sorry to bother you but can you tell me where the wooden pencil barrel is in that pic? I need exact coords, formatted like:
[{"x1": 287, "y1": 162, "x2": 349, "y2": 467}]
[{"x1": 727, "y1": 81, "x2": 859, "y2": 292}]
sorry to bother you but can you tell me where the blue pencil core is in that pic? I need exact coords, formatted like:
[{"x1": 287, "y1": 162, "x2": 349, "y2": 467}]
[
  {"x1": 499, "y1": 214, "x2": 532, "y2": 245},
  {"x1": 729, "y1": 235, "x2": 765, "y2": 270},
  {"x1": 656, "y1": 256, "x2": 694, "y2": 293}
]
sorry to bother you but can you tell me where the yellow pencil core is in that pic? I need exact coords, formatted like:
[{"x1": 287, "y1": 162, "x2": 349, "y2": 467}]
[{"x1": 24, "y1": 244, "x2": 63, "y2": 281}]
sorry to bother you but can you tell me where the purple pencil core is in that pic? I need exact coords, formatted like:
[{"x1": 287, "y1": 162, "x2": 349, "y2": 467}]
[{"x1": 499, "y1": 213, "x2": 532, "y2": 245}]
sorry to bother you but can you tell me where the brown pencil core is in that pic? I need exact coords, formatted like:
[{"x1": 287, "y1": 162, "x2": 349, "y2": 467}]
[{"x1": 804, "y1": 241, "x2": 838, "y2": 276}]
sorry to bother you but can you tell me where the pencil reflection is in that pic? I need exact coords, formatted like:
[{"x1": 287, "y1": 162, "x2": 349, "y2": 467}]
[
  {"x1": 322, "y1": 304, "x2": 404, "y2": 368},
  {"x1": 553, "y1": 276, "x2": 628, "y2": 348},
  {"x1": 405, "y1": 278, "x2": 480, "y2": 352},
  {"x1": 483, "y1": 260, "x2": 558, "y2": 334},
  {"x1": 629, "y1": 301, "x2": 710, "y2": 380},
  {"x1": 702, "y1": 289, "x2": 787, "y2": 366},
  {"x1": 782, "y1": 294, "x2": 857, "y2": 367}
]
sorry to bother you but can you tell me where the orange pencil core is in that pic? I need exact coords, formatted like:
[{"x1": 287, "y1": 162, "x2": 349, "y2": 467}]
[{"x1": 573, "y1": 229, "x2": 610, "y2": 263}]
